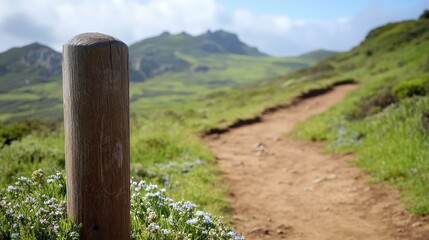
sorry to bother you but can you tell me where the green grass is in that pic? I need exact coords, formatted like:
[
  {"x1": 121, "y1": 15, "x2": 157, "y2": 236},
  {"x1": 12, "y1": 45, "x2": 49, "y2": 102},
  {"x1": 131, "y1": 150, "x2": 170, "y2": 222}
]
[
  {"x1": 0, "y1": 171, "x2": 80, "y2": 239},
  {"x1": 0, "y1": 52, "x2": 315, "y2": 121},
  {"x1": 0, "y1": 171, "x2": 244, "y2": 239},
  {"x1": 130, "y1": 117, "x2": 229, "y2": 215},
  {"x1": 0, "y1": 119, "x2": 229, "y2": 215},
  {"x1": 1, "y1": 12, "x2": 429, "y2": 239},
  {"x1": 0, "y1": 93, "x2": 40, "y2": 101},
  {"x1": 293, "y1": 17, "x2": 429, "y2": 214},
  {"x1": 0, "y1": 61, "x2": 346, "y2": 220},
  {"x1": 295, "y1": 95, "x2": 429, "y2": 214},
  {"x1": 0, "y1": 35, "x2": 322, "y2": 121},
  {"x1": 128, "y1": 53, "x2": 314, "y2": 114}
]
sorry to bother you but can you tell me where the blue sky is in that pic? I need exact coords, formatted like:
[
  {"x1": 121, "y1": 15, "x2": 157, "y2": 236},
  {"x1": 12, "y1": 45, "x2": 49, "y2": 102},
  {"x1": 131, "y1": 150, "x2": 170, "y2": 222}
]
[
  {"x1": 218, "y1": 0, "x2": 423, "y2": 19},
  {"x1": 0, "y1": 0, "x2": 428, "y2": 56}
]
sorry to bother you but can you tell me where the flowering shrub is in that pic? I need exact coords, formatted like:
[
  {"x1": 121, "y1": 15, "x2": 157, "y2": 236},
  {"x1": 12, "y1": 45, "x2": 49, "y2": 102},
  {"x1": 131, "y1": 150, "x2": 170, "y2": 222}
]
[
  {"x1": 0, "y1": 170, "x2": 243, "y2": 240},
  {"x1": 0, "y1": 170, "x2": 80, "y2": 239},
  {"x1": 130, "y1": 179, "x2": 243, "y2": 240}
]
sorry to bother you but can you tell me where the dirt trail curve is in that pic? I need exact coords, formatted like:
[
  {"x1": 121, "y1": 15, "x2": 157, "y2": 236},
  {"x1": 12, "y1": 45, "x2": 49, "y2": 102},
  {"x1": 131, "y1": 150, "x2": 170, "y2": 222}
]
[{"x1": 204, "y1": 84, "x2": 429, "y2": 240}]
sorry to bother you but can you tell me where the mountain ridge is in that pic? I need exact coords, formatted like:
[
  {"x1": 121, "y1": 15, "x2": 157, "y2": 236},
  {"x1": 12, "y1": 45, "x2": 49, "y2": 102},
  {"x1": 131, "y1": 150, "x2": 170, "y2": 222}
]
[
  {"x1": 298, "y1": 49, "x2": 339, "y2": 61},
  {"x1": 128, "y1": 30, "x2": 268, "y2": 81},
  {"x1": 0, "y1": 29, "x2": 337, "y2": 121}
]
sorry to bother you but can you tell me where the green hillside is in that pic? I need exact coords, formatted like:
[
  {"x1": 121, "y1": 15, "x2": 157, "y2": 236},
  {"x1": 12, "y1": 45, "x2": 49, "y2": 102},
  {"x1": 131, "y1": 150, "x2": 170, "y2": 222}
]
[
  {"x1": 1, "y1": 10, "x2": 429, "y2": 239},
  {"x1": 0, "y1": 43, "x2": 63, "y2": 121},
  {"x1": 139, "y1": 11, "x2": 429, "y2": 214},
  {"x1": 0, "y1": 30, "x2": 336, "y2": 121},
  {"x1": 298, "y1": 49, "x2": 339, "y2": 61},
  {"x1": 129, "y1": 30, "x2": 265, "y2": 80},
  {"x1": 293, "y1": 13, "x2": 429, "y2": 214}
]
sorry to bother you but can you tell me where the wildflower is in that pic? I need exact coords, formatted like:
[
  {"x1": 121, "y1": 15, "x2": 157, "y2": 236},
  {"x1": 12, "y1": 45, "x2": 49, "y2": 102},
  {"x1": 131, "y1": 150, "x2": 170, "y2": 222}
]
[
  {"x1": 196, "y1": 210, "x2": 205, "y2": 216},
  {"x1": 54, "y1": 223, "x2": 60, "y2": 230},
  {"x1": 148, "y1": 223, "x2": 160, "y2": 231},
  {"x1": 36, "y1": 208, "x2": 45, "y2": 215},
  {"x1": 227, "y1": 231, "x2": 244, "y2": 240},
  {"x1": 203, "y1": 216, "x2": 212, "y2": 225},
  {"x1": 186, "y1": 218, "x2": 198, "y2": 225},
  {"x1": 182, "y1": 201, "x2": 196, "y2": 211},
  {"x1": 6, "y1": 209, "x2": 13, "y2": 216},
  {"x1": 2, "y1": 172, "x2": 243, "y2": 239},
  {"x1": 6, "y1": 185, "x2": 16, "y2": 192},
  {"x1": 18, "y1": 176, "x2": 28, "y2": 182},
  {"x1": 54, "y1": 172, "x2": 62, "y2": 179}
]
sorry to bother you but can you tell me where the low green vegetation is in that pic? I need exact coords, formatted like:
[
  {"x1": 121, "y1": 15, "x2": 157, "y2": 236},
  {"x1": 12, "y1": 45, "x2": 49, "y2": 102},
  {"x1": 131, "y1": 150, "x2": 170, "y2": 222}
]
[
  {"x1": 0, "y1": 170, "x2": 243, "y2": 239},
  {"x1": 393, "y1": 78, "x2": 428, "y2": 100},
  {"x1": 294, "y1": 14, "x2": 429, "y2": 214},
  {"x1": 0, "y1": 56, "x2": 344, "y2": 239},
  {"x1": 0, "y1": 31, "x2": 331, "y2": 121},
  {"x1": 129, "y1": 117, "x2": 229, "y2": 215},
  {"x1": 1, "y1": 10, "x2": 429, "y2": 239},
  {"x1": 0, "y1": 171, "x2": 79, "y2": 239}
]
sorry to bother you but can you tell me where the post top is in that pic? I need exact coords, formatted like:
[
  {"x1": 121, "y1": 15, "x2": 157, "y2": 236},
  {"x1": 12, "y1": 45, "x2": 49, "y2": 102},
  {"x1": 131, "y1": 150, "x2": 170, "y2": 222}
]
[{"x1": 65, "y1": 32, "x2": 126, "y2": 47}]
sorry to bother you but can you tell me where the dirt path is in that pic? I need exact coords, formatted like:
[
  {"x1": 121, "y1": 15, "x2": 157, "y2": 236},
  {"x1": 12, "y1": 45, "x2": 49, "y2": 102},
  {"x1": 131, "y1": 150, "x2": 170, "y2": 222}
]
[{"x1": 204, "y1": 84, "x2": 429, "y2": 240}]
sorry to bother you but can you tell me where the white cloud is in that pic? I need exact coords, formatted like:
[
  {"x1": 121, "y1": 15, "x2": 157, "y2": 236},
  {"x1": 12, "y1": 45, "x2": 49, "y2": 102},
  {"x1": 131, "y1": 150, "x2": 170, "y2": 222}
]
[
  {"x1": 0, "y1": 0, "x2": 220, "y2": 51},
  {"x1": 0, "y1": 0, "x2": 426, "y2": 55},
  {"x1": 222, "y1": 1, "x2": 426, "y2": 55}
]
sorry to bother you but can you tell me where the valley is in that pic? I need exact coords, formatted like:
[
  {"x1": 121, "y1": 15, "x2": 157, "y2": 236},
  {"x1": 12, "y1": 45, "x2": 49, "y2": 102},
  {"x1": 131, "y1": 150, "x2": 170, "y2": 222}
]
[{"x1": 0, "y1": 30, "x2": 334, "y2": 121}]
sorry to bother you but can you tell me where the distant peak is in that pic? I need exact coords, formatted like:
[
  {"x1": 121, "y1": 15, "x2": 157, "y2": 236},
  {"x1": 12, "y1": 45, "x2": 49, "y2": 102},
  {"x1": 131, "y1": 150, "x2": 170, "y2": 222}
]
[
  {"x1": 160, "y1": 31, "x2": 171, "y2": 36},
  {"x1": 201, "y1": 30, "x2": 240, "y2": 45},
  {"x1": 198, "y1": 29, "x2": 265, "y2": 56},
  {"x1": 179, "y1": 31, "x2": 190, "y2": 36},
  {"x1": 23, "y1": 42, "x2": 52, "y2": 50},
  {"x1": 29, "y1": 42, "x2": 43, "y2": 46},
  {"x1": 203, "y1": 29, "x2": 238, "y2": 38},
  {"x1": 298, "y1": 49, "x2": 338, "y2": 61},
  {"x1": 26, "y1": 42, "x2": 44, "y2": 48}
]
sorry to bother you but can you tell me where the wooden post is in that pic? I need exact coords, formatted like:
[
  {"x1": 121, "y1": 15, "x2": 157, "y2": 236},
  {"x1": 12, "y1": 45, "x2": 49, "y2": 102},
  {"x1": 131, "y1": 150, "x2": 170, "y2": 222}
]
[{"x1": 62, "y1": 33, "x2": 130, "y2": 239}]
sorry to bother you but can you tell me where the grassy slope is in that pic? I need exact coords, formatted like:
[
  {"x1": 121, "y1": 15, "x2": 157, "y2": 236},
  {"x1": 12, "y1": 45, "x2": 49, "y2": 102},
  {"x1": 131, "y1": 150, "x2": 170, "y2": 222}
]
[
  {"x1": 130, "y1": 53, "x2": 310, "y2": 112},
  {"x1": 293, "y1": 17, "x2": 429, "y2": 214},
  {"x1": 3, "y1": 16, "x2": 428, "y2": 226},
  {"x1": 133, "y1": 16, "x2": 429, "y2": 216},
  {"x1": 0, "y1": 30, "x2": 328, "y2": 121},
  {"x1": 0, "y1": 36, "x2": 333, "y2": 222},
  {"x1": 0, "y1": 52, "x2": 317, "y2": 122},
  {"x1": 0, "y1": 43, "x2": 63, "y2": 121},
  {"x1": 0, "y1": 62, "x2": 342, "y2": 219}
]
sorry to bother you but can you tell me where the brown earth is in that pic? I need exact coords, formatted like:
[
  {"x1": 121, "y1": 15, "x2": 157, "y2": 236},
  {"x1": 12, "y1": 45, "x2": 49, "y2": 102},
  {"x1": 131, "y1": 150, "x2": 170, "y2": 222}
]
[{"x1": 204, "y1": 84, "x2": 429, "y2": 240}]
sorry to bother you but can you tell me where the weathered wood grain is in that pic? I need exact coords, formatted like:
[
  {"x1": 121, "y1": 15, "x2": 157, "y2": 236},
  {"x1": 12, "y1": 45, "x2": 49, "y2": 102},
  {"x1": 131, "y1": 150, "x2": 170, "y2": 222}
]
[{"x1": 63, "y1": 32, "x2": 130, "y2": 239}]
